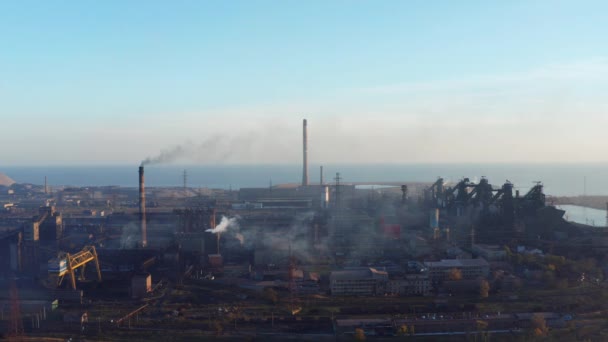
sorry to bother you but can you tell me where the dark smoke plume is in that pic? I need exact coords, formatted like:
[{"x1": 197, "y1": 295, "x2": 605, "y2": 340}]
[{"x1": 140, "y1": 134, "x2": 255, "y2": 166}]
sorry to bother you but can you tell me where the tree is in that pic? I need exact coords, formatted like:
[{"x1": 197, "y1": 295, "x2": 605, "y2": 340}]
[
  {"x1": 555, "y1": 278, "x2": 569, "y2": 290},
  {"x1": 354, "y1": 327, "x2": 366, "y2": 341},
  {"x1": 263, "y1": 287, "x2": 279, "y2": 305},
  {"x1": 531, "y1": 313, "x2": 548, "y2": 337},
  {"x1": 212, "y1": 320, "x2": 224, "y2": 336},
  {"x1": 542, "y1": 270, "x2": 556, "y2": 289},
  {"x1": 504, "y1": 245, "x2": 513, "y2": 258},
  {"x1": 396, "y1": 324, "x2": 408, "y2": 336},
  {"x1": 228, "y1": 305, "x2": 243, "y2": 330},
  {"x1": 479, "y1": 279, "x2": 490, "y2": 298},
  {"x1": 476, "y1": 320, "x2": 489, "y2": 342},
  {"x1": 447, "y1": 268, "x2": 463, "y2": 281},
  {"x1": 545, "y1": 254, "x2": 566, "y2": 269}
]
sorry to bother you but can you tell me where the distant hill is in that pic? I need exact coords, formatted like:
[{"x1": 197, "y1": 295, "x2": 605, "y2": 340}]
[{"x1": 0, "y1": 173, "x2": 16, "y2": 186}]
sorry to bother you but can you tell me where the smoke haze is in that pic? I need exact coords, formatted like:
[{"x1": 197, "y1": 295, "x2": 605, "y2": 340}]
[{"x1": 206, "y1": 216, "x2": 239, "y2": 234}]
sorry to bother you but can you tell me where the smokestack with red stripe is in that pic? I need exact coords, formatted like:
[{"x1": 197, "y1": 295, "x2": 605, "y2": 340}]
[
  {"x1": 139, "y1": 166, "x2": 147, "y2": 248},
  {"x1": 302, "y1": 119, "x2": 309, "y2": 186}
]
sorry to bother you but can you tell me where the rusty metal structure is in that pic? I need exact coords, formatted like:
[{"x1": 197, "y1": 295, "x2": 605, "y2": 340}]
[
  {"x1": 426, "y1": 178, "x2": 543, "y2": 213},
  {"x1": 174, "y1": 208, "x2": 216, "y2": 233},
  {"x1": 424, "y1": 177, "x2": 547, "y2": 242},
  {"x1": 115, "y1": 304, "x2": 149, "y2": 327}
]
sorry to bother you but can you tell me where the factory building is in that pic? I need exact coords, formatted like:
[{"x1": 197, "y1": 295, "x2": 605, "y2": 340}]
[
  {"x1": 238, "y1": 186, "x2": 322, "y2": 209},
  {"x1": 25, "y1": 206, "x2": 63, "y2": 242},
  {"x1": 0, "y1": 228, "x2": 22, "y2": 275},
  {"x1": 472, "y1": 243, "x2": 508, "y2": 261},
  {"x1": 330, "y1": 267, "x2": 388, "y2": 296},
  {"x1": 424, "y1": 258, "x2": 490, "y2": 283},
  {"x1": 387, "y1": 273, "x2": 431, "y2": 296}
]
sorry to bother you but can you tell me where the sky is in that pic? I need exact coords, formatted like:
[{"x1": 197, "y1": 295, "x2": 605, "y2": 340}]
[{"x1": 1, "y1": 0, "x2": 607, "y2": 165}]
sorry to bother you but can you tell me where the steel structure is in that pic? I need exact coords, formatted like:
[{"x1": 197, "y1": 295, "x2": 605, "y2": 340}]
[
  {"x1": 52, "y1": 245, "x2": 102, "y2": 290},
  {"x1": 8, "y1": 275, "x2": 24, "y2": 341},
  {"x1": 424, "y1": 177, "x2": 546, "y2": 234}
]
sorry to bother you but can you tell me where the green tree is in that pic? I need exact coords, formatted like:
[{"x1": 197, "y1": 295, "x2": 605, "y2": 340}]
[{"x1": 504, "y1": 245, "x2": 513, "y2": 258}]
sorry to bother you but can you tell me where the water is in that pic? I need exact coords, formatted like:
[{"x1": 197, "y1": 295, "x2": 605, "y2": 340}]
[
  {"x1": 556, "y1": 204, "x2": 608, "y2": 227},
  {"x1": 2, "y1": 163, "x2": 608, "y2": 196}
]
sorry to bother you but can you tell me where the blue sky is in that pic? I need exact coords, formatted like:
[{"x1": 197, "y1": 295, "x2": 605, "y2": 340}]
[{"x1": 1, "y1": 1, "x2": 607, "y2": 165}]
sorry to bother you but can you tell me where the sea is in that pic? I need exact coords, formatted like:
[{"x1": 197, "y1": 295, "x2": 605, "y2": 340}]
[
  {"x1": 556, "y1": 204, "x2": 608, "y2": 227},
  {"x1": 2, "y1": 163, "x2": 608, "y2": 197}
]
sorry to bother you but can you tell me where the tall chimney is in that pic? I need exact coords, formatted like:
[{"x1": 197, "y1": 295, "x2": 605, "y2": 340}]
[
  {"x1": 320, "y1": 165, "x2": 323, "y2": 185},
  {"x1": 302, "y1": 119, "x2": 309, "y2": 186},
  {"x1": 139, "y1": 166, "x2": 147, "y2": 248}
]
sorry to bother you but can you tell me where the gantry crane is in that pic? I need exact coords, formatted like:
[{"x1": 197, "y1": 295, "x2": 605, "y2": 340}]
[{"x1": 49, "y1": 245, "x2": 102, "y2": 290}]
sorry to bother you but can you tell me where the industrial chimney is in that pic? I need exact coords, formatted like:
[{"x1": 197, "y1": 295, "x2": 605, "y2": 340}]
[
  {"x1": 320, "y1": 165, "x2": 324, "y2": 185},
  {"x1": 302, "y1": 119, "x2": 309, "y2": 186},
  {"x1": 139, "y1": 166, "x2": 147, "y2": 248}
]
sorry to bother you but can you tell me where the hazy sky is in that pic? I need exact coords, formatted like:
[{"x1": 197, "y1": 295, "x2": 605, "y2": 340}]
[{"x1": 1, "y1": 1, "x2": 607, "y2": 165}]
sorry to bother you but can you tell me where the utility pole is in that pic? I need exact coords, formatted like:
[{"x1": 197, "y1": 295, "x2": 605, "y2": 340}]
[
  {"x1": 401, "y1": 185, "x2": 408, "y2": 205},
  {"x1": 334, "y1": 172, "x2": 342, "y2": 209}
]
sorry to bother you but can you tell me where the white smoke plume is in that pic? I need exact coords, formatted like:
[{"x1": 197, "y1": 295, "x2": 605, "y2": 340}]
[
  {"x1": 206, "y1": 216, "x2": 239, "y2": 234},
  {"x1": 235, "y1": 233, "x2": 245, "y2": 246},
  {"x1": 120, "y1": 222, "x2": 140, "y2": 249}
]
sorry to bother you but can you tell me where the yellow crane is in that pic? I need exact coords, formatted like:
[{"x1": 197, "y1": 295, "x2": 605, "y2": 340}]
[{"x1": 49, "y1": 245, "x2": 102, "y2": 289}]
